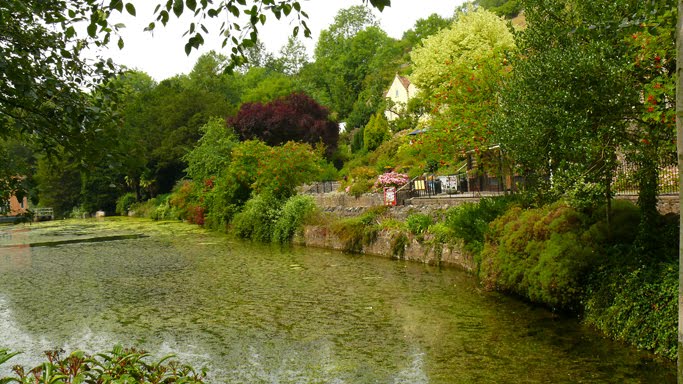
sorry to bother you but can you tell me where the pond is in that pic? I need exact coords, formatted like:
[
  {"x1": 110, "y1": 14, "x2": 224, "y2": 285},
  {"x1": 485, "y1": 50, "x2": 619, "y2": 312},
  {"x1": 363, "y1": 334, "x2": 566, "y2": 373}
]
[{"x1": 0, "y1": 218, "x2": 675, "y2": 383}]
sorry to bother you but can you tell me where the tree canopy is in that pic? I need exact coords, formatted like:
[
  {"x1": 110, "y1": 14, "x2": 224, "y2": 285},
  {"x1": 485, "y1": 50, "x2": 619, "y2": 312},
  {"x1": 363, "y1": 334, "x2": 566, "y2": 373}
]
[
  {"x1": 407, "y1": 8, "x2": 515, "y2": 167},
  {"x1": 229, "y1": 92, "x2": 339, "y2": 157}
]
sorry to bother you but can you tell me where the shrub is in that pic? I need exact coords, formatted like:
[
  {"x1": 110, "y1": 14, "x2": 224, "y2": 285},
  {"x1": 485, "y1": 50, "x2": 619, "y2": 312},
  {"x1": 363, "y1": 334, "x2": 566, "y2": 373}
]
[
  {"x1": 231, "y1": 193, "x2": 283, "y2": 242},
  {"x1": 115, "y1": 192, "x2": 137, "y2": 216},
  {"x1": 444, "y1": 196, "x2": 518, "y2": 255},
  {"x1": 479, "y1": 203, "x2": 597, "y2": 310},
  {"x1": 202, "y1": 171, "x2": 252, "y2": 230},
  {"x1": 584, "y1": 261, "x2": 677, "y2": 359},
  {"x1": 406, "y1": 213, "x2": 432, "y2": 236},
  {"x1": 149, "y1": 196, "x2": 174, "y2": 220},
  {"x1": 128, "y1": 195, "x2": 179, "y2": 221},
  {"x1": 169, "y1": 180, "x2": 201, "y2": 220},
  {"x1": 252, "y1": 141, "x2": 325, "y2": 199},
  {"x1": 373, "y1": 171, "x2": 410, "y2": 191},
  {"x1": 346, "y1": 166, "x2": 378, "y2": 197},
  {"x1": 331, "y1": 206, "x2": 387, "y2": 253},
  {"x1": 363, "y1": 112, "x2": 390, "y2": 151},
  {"x1": 390, "y1": 232, "x2": 409, "y2": 259},
  {"x1": 585, "y1": 199, "x2": 641, "y2": 246},
  {"x1": 272, "y1": 195, "x2": 318, "y2": 244},
  {"x1": 427, "y1": 222, "x2": 455, "y2": 244},
  {"x1": 379, "y1": 218, "x2": 406, "y2": 231},
  {"x1": 0, "y1": 346, "x2": 205, "y2": 383},
  {"x1": 67, "y1": 205, "x2": 89, "y2": 219}
]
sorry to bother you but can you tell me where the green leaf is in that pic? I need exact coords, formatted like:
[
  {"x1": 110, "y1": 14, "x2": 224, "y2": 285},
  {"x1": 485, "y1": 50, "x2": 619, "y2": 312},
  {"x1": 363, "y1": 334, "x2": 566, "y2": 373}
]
[
  {"x1": 173, "y1": 0, "x2": 184, "y2": 17},
  {"x1": 125, "y1": 3, "x2": 136, "y2": 16},
  {"x1": 65, "y1": 26, "x2": 76, "y2": 39},
  {"x1": 186, "y1": 0, "x2": 197, "y2": 11},
  {"x1": 227, "y1": 4, "x2": 239, "y2": 16},
  {"x1": 0, "y1": 349, "x2": 20, "y2": 366},
  {"x1": 117, "y1": 37, "x2": 124, "y2": 49},
  {"x1": 109, "y1": 0, "x2": 123, "y2": 12},
  {"x1": 159, "y1": 10, "x2": 170, "y2": 25},
  {"x1": 369, "y1": 0, "x2": 391, "y2": 11},
  {"x1": 259, "y1": 14, "x2": 266, "y2": 25},
  {"x1": 87, "y1": 23, "x2": 97, "y2": 38}
]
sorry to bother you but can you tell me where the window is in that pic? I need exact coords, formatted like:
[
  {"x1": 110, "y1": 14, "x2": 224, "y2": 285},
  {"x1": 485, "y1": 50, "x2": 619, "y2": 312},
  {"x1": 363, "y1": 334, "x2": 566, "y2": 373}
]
[{"x1": 395, "y1": 89, "x2": 399, "y2": 98}]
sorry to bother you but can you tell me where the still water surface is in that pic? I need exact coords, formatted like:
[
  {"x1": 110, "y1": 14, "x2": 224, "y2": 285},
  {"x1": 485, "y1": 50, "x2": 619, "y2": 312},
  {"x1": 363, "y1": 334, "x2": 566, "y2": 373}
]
[{"x1": 0, "y1": 218, "x2": 675, "y2": 383}]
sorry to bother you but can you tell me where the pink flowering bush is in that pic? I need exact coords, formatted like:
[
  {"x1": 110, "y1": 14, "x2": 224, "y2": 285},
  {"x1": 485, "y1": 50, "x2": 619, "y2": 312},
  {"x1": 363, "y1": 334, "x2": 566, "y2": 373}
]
[{"x1": 373, "y1": 172, "x2": 410, "y2": 191}]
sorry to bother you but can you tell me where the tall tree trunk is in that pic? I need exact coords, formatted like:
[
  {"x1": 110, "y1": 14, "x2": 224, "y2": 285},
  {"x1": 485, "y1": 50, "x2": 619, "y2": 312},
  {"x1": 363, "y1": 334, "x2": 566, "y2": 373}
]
[
  {"x1": 676, "y1": 1, "x2": 683, "y2": 381},
  {"x1": 636, "y1": 147, "x2": 659, "y2": 252}
]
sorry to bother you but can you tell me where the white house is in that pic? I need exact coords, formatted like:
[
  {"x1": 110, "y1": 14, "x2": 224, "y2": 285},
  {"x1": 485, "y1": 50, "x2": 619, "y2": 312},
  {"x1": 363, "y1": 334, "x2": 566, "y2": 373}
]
[{"x1": 384, "y1": 73, "x2": 420, "y2": 121}]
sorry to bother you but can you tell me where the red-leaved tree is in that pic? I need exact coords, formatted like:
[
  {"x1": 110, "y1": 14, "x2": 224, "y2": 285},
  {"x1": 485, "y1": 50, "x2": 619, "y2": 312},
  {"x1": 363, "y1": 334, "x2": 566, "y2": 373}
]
[{"x1": 229, "y1": 92, "x2": 339, "y2": 157}]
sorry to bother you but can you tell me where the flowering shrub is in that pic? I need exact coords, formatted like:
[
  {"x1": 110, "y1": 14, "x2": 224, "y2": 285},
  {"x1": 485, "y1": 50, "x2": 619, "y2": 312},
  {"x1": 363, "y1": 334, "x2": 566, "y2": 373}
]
[{"x1": 373, "y1": 172, "x2": 410, "y2": 191}]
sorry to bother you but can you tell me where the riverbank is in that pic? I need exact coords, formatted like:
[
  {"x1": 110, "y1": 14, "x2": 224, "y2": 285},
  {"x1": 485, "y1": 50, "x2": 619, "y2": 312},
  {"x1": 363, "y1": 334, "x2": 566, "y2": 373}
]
[
  {"x1": 3, "y1": 217, "x2": 675, "y2": 382},
  {"x1": 300, "y1": 195, "x2": 679, "y2": 361},
  {"x1": 125, "y1": 189, "x2": 678, "y2": 363}
]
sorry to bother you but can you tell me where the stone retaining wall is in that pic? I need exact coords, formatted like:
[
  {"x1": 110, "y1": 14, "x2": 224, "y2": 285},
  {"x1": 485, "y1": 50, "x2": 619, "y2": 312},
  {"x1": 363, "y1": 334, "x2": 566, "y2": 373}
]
[
  {"x1": 312, "y1": 192, "x2": 680, "y2": 216},
  {"x1": 614, "y1": 194, "x2": 679, "y2": 215},
  {"x1": 300, "y1": 193, "x2": 679, "y2": 273},
  {"x1": 297, "y1": 226, "x2": 475, "y2": 271}
]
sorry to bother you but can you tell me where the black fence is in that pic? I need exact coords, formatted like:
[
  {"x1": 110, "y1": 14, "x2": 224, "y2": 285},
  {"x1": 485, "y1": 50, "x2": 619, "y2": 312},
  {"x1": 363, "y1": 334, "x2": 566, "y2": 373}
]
[
  {"x1": 613, "y1": 162, "x2": 679, "y2": 195},
  {"x1": 405, "y1": 172, "x2": 522, "y2": 198},
  {"x1": 404, "y1": 173, "x2": 522, "y2": 197}
]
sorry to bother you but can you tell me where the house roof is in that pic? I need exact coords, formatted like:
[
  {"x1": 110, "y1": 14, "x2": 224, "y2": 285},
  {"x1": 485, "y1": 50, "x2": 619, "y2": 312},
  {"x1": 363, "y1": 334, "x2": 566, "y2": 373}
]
[
  {"x1": 384, "y1": 73, "x2": 412, "y2": 98},
  {"x1": 398, "y1": 75, "x2": 411, "y2": 90}
]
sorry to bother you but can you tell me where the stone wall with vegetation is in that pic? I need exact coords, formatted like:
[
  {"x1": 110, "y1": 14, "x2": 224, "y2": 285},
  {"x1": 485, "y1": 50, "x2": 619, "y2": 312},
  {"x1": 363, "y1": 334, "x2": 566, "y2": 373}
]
[{"x1": 297, "y1": 226, "x2": 474, "y2": 271}]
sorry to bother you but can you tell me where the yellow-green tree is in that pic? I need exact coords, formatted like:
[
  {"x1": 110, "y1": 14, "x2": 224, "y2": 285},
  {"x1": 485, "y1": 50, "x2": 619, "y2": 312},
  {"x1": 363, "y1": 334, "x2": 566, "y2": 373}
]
[
  {"x1": 363, "y1": 113, "x2": 390, "y2": 151},
  {"x1": 409, "y1": 8, "x2": 515, "y2": 168}
]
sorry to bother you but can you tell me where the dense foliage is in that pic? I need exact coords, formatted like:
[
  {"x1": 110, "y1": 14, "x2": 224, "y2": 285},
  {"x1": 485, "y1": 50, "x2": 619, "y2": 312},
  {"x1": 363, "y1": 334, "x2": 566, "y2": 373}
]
[
  {"x1": 229, "y1": 92, "x2": 339, "y2": 157},
  {"x1": 409, "y1": 7, "x2": 516, "y2": 169},
  {"x1": 480, "y1": 204, "x2": 600, "y2": 310}
]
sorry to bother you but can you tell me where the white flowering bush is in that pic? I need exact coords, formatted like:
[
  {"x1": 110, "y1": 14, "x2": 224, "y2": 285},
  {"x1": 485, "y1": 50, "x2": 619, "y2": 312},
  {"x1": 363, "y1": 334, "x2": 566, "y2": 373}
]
[{"x1": 373, "y1": 172, "x2": 410, "y2": 191}]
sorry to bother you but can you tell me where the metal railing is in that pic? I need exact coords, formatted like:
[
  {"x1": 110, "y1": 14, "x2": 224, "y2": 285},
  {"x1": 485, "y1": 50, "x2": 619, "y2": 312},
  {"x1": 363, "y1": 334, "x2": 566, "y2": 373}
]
[
  {"x1": 33, "y1": 207, "x2": 54, "y2": 221},
  {"x1": 406, "y1": 171, "x2": 519, "y2": 199},
  {"x1": 613, "y1": 162, "x2": 679, "y2": 195}
]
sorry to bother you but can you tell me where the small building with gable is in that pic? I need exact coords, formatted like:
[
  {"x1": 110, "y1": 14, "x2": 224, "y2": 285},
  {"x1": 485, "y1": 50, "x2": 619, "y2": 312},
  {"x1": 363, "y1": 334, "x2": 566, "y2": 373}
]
[
  {"x1": 384, "y1": 73, "x2": 420, "y2": 121},
  {"x1": 1, "y1": 193, "x2": 29, "y2": 219}
]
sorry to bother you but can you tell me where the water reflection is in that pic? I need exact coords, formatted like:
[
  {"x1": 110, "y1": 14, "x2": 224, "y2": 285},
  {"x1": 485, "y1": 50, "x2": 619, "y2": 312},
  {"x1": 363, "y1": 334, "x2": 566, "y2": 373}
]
[
  {"x1": 0, "y1": 219, "x2": 675, "y2": 383},
  {"x1": 0, "y1": 228, "x2": 31, "y2": 271}
]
